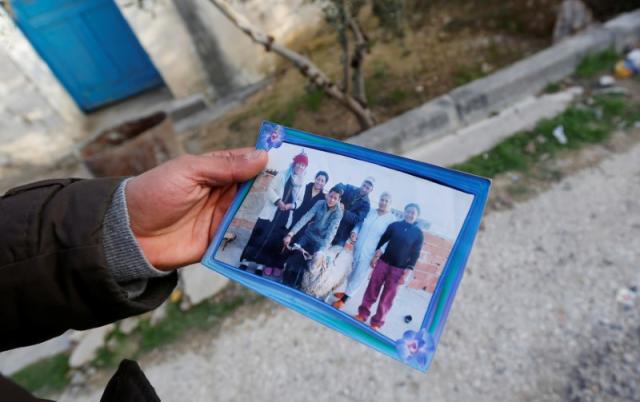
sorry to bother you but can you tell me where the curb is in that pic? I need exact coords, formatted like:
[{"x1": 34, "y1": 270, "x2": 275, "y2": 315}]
[{"x1": 347, "y1": 9, "x2": 640, "y2": 154}]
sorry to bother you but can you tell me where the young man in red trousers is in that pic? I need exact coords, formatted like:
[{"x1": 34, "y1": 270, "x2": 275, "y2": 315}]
[{"x1": 355, "y1": 203, "x2": 424, "y2": 330}]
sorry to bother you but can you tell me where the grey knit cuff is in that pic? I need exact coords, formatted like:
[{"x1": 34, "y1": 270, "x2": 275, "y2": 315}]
[{"x1": 103, "y1": 179, "x2": 170, "y2": 283}]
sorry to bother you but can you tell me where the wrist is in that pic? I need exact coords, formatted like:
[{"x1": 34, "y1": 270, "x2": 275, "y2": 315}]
[{"x1": 104, "y1": 179, "x2": 172, "y2": 281}]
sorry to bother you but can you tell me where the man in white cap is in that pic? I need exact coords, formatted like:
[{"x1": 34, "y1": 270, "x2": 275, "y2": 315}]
[{"x1": 331, "y1": 177, "x2": 374, "y2": 247}]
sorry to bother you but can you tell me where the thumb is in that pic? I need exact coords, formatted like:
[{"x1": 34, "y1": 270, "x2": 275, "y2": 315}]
[{"x1": 191, "y1": 148, "x2": 268, "y2": 186}]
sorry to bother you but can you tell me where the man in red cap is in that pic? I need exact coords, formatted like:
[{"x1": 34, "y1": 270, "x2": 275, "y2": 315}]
[{"x1": 239, "y1": 150, "x2": 308, "y2": 275}]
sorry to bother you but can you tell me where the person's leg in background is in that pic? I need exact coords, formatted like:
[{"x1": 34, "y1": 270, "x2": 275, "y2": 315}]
[
  {"x1": 333, "y1": 255, "x2": 369, "y2": 309},
  {"x1": 369, "y1": 266, "x2": 405, "y2": 329},
  {"x1": 356, "y1": 260, "x2": 390, "y2": 322}
]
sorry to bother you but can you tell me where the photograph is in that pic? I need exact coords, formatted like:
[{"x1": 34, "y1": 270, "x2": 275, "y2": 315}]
[{"x1": 215, "y1": 124, "x2": 474, "y2": 341}]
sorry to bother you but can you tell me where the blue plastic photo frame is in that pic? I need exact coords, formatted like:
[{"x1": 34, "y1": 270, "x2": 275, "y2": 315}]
[{"x1": 202, "y1": 121, "x2": 490, "y2": 372}]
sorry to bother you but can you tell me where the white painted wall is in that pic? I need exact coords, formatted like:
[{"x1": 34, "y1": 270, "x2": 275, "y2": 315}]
[
  {"x1": 0, "y1": 0, "x2": 323, "y2": 175},
  {"x1": 192, "y1": 0, "x2": 323, "y2": 80},
  {"x1": 116, "y1": 0, "x2": 210, "y2": 99},
  {"x1": 117, "y1": 0, "x2": 323, "y2": 99},
  {"x1": 0, "y1": 7, "x2": 84, "y2": 170}
]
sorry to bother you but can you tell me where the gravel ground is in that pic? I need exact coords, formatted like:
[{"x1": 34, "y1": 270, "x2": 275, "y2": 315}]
[{"x1": 60, "y1": 141, "x2": 640, "y2": 402}]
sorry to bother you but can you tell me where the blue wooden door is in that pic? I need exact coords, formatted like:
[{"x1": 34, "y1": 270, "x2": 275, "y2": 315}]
[{"x1": 11, "y1": 0, "x2": 165, "y2": 112}]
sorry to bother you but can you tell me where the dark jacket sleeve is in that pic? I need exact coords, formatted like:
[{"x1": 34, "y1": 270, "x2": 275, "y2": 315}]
[
  {"x1": 0, "y1": 178, "x2": 177, "y2": 351},
  {"x1": 407, "y1": 229, "x2": 424, "y2": 269},
  {"x1": 340, "y1": 187, "x2": 370, "y2": 228},
  {"x1": 376, "y1": 223, "x2": 394, "y2": 250}
]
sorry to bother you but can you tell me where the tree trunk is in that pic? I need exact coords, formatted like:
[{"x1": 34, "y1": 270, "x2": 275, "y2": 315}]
[
  {"x1": 206, "y1": 0, "x2": 376, "y2": 130},
  {"x1": 339, "y1": 0, "x2": 351, "y2": 94},
  {"x1": 349, "y1": 17, "x2": 369, "y2": 105}
]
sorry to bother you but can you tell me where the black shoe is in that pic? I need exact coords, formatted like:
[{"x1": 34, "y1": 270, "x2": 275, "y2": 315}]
[
  {"x1": 254, "y1": 269, "x2": 263, "y2": 277},
  {"x1": 239, "y1": 264, "x2": 248, "y2": 271}
]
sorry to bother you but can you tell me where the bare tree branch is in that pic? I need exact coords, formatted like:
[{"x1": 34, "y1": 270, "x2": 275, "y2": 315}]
[{"x1": 206, "y1": 0, "x2": 375, "y2": 129}]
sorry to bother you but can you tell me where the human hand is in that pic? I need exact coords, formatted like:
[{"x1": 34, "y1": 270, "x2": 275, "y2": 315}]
[
  {"x1": 350, "y1": 231, "x2": 358, "y2": 242},
  {"x1": 277, "y1": 200, "x2": 287, "y2": 210},
  {"x1": 283, "y1": 233, "x2": 292, "y2": 248},
  {"x1": 399, "y1": 270, "x2": 411, "y2": 285},
  {"x1": 370, "y1": 250, "x2": 382, "y2": 268},
  {"x1": 285, "y1": 203, "x2": 295, "y2": 211},
  {"x1": 125, "y1": 148, "x2": 268, "y2": 270}
]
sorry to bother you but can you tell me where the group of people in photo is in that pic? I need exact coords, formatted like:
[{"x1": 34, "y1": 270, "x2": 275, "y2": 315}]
[{"x1": 238, "y1": 150, "x2": 425, "y2": 330}]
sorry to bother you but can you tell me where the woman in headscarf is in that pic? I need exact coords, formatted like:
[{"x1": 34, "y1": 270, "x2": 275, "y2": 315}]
[
  {"x1": 265, "y1": 170, "x2": 329, "y2": 278},
  {"x1": 239, "y1": 151, "x2": 307, "y2": 275},
  {"x1": 292, "y1": 171, "x2": 329, "y2": 227}
]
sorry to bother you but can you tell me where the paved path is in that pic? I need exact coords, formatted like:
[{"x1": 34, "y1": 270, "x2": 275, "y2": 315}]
[{"x1": 62, "y1": 139, "x2": 640, "y2": 402}]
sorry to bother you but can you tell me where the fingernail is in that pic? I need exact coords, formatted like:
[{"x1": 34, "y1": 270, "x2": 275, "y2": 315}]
[{"x1": 243, "y1": 149, "x2": 264, "y2": 160}]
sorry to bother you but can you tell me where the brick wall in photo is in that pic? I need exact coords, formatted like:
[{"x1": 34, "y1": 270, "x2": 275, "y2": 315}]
[
  {"x1": 409, "y1": 232, "x2": 454, "y2": 293},
  {"x1": 229, "y1": 171, "x2": 275, "y2": 231}
]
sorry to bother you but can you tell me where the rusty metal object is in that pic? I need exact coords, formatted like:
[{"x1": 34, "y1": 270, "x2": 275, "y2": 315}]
[{"x1": 80, "y1": 112, "x2": 183, "y2": 177}]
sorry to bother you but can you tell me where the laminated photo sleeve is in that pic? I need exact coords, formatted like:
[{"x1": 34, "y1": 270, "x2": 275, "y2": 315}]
[{"x1": 202, "y1": 121, "x2": 490, "y2": 371}]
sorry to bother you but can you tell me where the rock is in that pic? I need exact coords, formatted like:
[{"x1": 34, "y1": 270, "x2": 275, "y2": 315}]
[
  {"x1": 616, "y1": 287, "x2": 637, "y2": 309},
  {"x1": 598, "y1": 75, "x2": 615, "y2": 87},
  {"x1": 180, "y1": 298, "x2": 192, "y2": 312},
  {"x1": 524, "y1": 142, "x2": 537, "y2": 154},
  {"x1": 119, "y1": 317, "x2": 139, "y2": 335},
  {"x1": 106, "y1": 338, "x2": 119, "y2": 352},
  {"x1": 150, "y1": 302, "x2": 168, "y2": 327},
  {"x1": 69, "y1": 324, "x2": 115, "y2": 368},
  {"x1": 69, "y1": 370, "x2": 87, "y2": 386},
  {"x1": 180, "y1": 263, "x2": 229, "y2": 307}
]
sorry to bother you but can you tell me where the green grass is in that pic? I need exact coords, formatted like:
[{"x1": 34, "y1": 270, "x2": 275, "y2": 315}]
[
  {"x1": 302, "y1": 87, "x2": 325, "y2": 112},
  {"x1": 93, "y1": 290, "x2": 256, "y2": 370},
  {"x1": 366, "y1": 61, "x2": 391, "y2": 107},
  {"x1": 10, "y1": 353, "x2": 70, "y2": 394},
  {"x1": 388, "y1": 88, "x2": 410, "y2": 103},
  {"x1": 575, "y1": 48, "x2": 619, "y2": 78},
  {"x1": 268, "y1": 87, "x2": 327, "y2": 126},
  {"x1": 10, "y1": 289, "x2": 258, "y2": 396},
  {"x1": 139, "y1": 295, "x2": 247, "y2": 351},
  {"x1": 452, "y1": 94, "x2": 640, "y2": 177},
  {"x1": 544, "y1": 81, "x2": 562, "y2": 93},
  {"x1": 453, "y1": 64, "x2": 487, "y2": 86}
]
